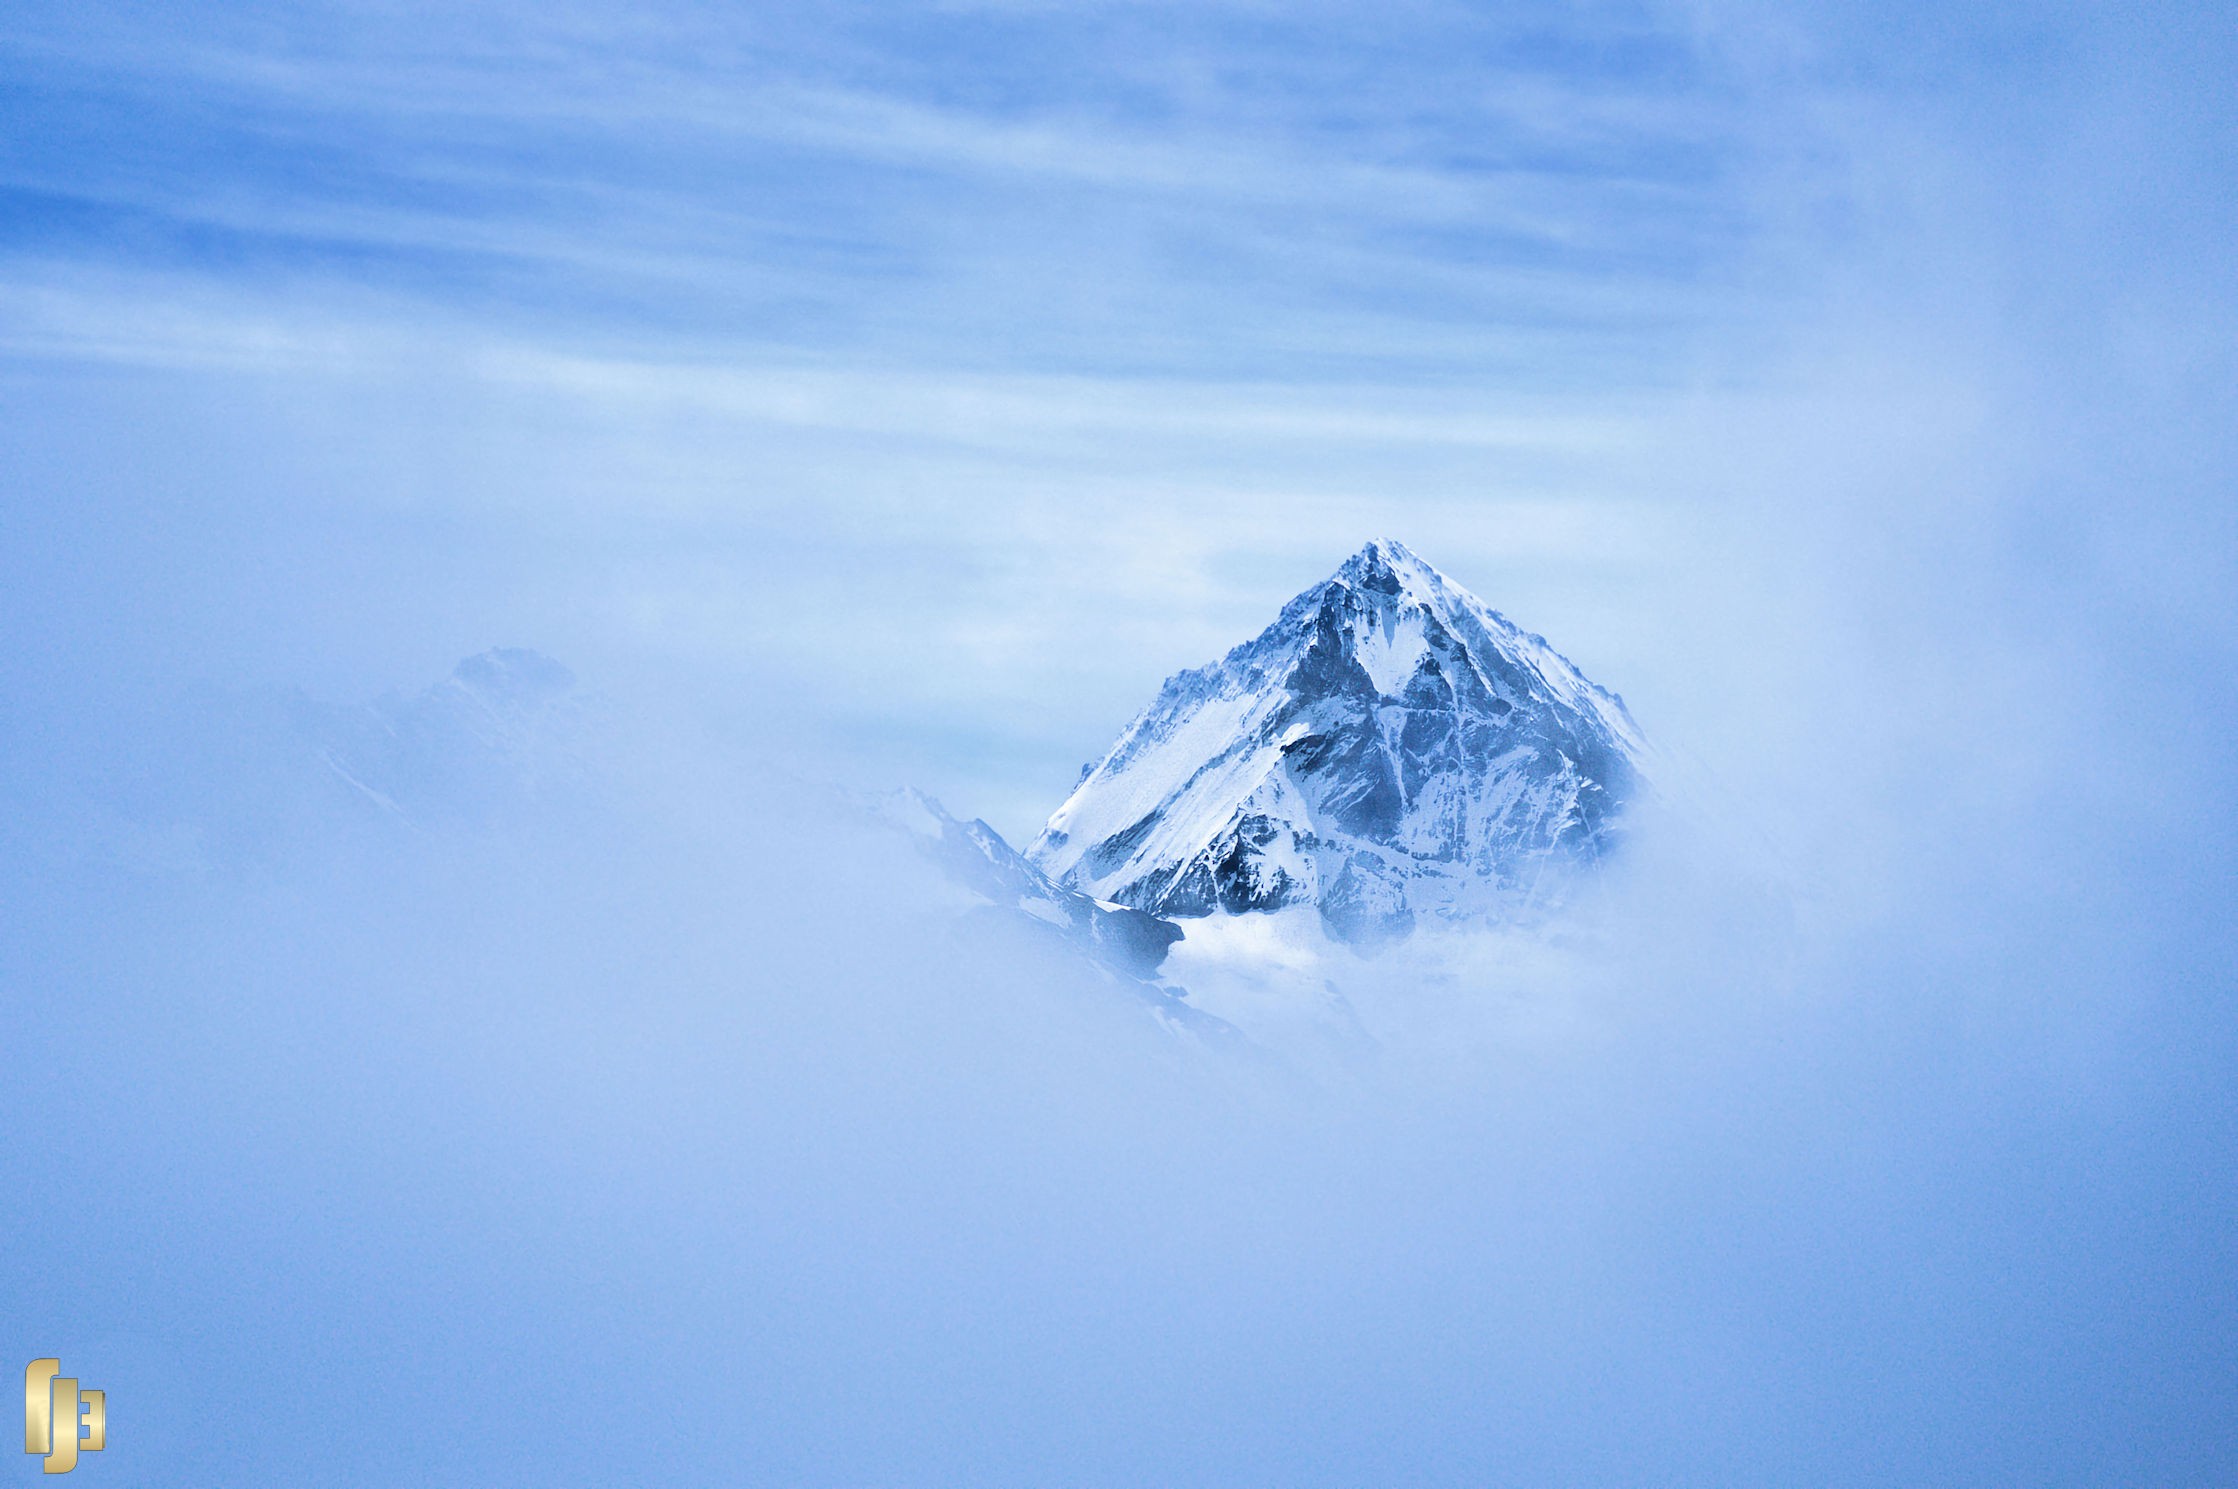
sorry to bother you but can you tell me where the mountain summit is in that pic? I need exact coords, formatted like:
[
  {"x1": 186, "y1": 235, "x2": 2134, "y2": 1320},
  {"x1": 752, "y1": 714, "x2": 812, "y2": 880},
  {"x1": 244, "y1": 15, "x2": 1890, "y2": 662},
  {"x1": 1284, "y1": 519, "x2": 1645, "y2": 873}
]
[{"x1": 1028, "y1": 540, "x2": 1649, "y2": 944}]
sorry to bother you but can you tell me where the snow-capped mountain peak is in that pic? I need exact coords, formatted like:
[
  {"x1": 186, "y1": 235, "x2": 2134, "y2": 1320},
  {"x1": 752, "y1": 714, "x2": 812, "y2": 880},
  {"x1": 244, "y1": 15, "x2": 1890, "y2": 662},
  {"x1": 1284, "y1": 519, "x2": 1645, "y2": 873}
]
[{"x1": 1028, "y1": 541, "x2": 1649, "y2": 943}]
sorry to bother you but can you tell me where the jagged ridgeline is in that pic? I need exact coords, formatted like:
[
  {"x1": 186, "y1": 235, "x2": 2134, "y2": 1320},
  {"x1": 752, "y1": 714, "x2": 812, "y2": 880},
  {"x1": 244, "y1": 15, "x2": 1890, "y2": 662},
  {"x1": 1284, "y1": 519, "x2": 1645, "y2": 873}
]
[{"x1": 1029, "y1": 540, "x2": 1650, "y2": 944}]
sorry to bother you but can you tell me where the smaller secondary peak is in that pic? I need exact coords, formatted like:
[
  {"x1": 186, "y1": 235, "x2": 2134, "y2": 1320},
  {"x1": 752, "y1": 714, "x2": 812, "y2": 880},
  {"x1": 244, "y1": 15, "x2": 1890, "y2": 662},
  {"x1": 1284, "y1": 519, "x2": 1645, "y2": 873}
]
[{"x1": 451, "y1": 647, "x2": 576, "y2": 704}]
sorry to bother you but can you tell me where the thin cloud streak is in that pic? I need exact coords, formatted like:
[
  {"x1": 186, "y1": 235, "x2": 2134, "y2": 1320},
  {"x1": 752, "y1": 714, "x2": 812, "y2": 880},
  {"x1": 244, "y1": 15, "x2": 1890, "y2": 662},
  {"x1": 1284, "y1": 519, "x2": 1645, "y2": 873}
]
[{"x1": 0, "y1": 0, "x2": 1776, "y2": 384}]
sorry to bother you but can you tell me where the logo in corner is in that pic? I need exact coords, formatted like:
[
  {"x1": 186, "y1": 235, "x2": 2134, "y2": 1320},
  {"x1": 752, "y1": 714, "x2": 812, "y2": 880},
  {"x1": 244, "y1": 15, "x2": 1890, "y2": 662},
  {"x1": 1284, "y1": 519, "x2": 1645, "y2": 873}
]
[{"x1": 23, "y1": 1362, "x2": 103, "y2": 1475}]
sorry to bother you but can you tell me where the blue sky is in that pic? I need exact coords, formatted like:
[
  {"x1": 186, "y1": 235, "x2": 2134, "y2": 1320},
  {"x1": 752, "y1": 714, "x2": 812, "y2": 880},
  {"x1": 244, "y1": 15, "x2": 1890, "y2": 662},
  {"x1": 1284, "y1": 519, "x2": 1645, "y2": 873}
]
[
  {"x1": 2, "y1": 1, "x2": 2233, "y2": 842},
  {"x1": 2, "y1": 2, "x2": 2221, "y2": 373}
]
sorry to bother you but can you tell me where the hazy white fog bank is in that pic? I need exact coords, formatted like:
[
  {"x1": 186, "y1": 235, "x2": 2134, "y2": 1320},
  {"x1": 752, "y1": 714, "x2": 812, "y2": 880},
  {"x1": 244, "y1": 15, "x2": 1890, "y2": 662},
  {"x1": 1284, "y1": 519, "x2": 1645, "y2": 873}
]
[
  {"x1": 3, "y1": 609, "x2": 2232, "y2": 1483},
  {"x1": 4, "y1": 0, "x2": 2236, "y2": 1482}
]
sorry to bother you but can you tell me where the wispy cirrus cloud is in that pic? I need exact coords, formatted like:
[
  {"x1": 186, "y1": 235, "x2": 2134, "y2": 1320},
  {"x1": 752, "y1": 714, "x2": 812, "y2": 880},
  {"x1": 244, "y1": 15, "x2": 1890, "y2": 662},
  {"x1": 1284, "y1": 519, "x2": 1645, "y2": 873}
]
[{"x1": 0, "y1": 0, "x2": 1775, "y2": 382}]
